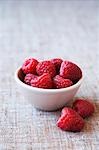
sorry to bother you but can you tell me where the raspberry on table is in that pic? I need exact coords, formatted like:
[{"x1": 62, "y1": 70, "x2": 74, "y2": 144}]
[
  {"x1": 22, "y1": 58, "x2": 38, "y2": 74},
  {"x1": 31, "y1": 73, "x2": 53, "y2": 89},
  {"x1": 51, "y1": 58, "x2": 63, "y2": 72},
  {"x1": 73, "y1": 99, "x2": 95, "y2": 118},
  {"x1": 24, "y1": 74, "x2": 37, "y2": 85},
  {"x1": 53, "y1": 75, "x2": 73, "y2": 89},
  {"x1": 57, "y1": 107, "x2": 85, "y2": 132},
  {"x1": 60, "y1": 61, "x2": 82, "y2": 81},
  {"x1": 36, "y1": 61, "x2": 56, "y2": 78}
]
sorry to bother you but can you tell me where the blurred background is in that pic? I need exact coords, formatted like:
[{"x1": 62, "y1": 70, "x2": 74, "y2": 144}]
[{"x1": 0, "y1": 0, "x2": 98, "y2": 58}]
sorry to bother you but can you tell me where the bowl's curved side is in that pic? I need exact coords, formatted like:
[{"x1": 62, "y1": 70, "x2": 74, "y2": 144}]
[
  {"x1": 16, "y1": 80, "x2": 81, "y2": 111},
  {"x1": 15, "y1": 67, "x2": 83, "y2": 111}
]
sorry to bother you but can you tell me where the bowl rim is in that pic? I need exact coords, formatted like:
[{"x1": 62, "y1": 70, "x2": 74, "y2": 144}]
[{"x1": 15, "y1": 67, "x2": 83, "y2": 93}]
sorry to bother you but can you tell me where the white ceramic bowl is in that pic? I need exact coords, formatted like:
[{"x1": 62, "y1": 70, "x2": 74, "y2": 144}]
[{"x1": 15, "y1": 67, "x2": 83, "y2": 111}]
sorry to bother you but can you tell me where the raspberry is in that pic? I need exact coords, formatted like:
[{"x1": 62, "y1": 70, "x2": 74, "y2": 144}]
[
  {"x1": 22, "y1": 58, "x2": 38, "y2": 74},
  {"x1": 73, "y1": 99, "x2": 95, "y2": 118},
  {"x1": 60, "y1": 61, "x2": 82, "y2": 81},
  {"x1": 31, "y1": 73, "x2": 53, "y2": 89},
  {"x1": 57, "y1": 107, "x2": 85, "y2": 132},
  {"x1": 53, "y1": 75, "x2": 73, "y2": 89},
  {"x1": 51, "y1": 58, "x2": 63, "y2": 72},
  {"x1": 36, "y1": 61, "x2": 56, "y2": 78},
  {"x1": 24, "y1": 74, "x2": 37, "y2": 85}
]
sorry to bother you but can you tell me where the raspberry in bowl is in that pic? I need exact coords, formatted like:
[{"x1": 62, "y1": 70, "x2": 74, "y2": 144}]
[{"x1": 15, "y1": 58, "x2": 83, "y2": 111}]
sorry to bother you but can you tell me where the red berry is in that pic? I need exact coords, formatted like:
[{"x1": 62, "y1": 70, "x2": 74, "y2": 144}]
[
  {"x1": 24, "y1": 74, "x2": 37, "y2": 85},
  {"x1": 22, "y1": 58, "x2": 38, "y2": 74},
  {"x1": 53, "y1": 75, "x2": 73, "y2": 89},
  {"x1": 60, "y1": 61, "x2": 82, "y2": 81},
  {"x1": 57, "y1": 107, "x2": 85, "y2": 132},
  {"x1": 31, "y1": 73, "x2": 53, "y2": 89},
  {"x1": 36, "y1": 61, "x2": 56, "y2": 78},
  {"x1": 73, "y1": 99, "x2": 95, "y2": 118},
  {"x1": 51, "y1": 58, "x2": 63, "y2": 72}
]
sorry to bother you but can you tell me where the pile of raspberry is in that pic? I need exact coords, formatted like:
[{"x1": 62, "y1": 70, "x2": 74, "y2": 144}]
[{"x1": 21, "y1": 58, "x2": 82, "y2": 89}]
